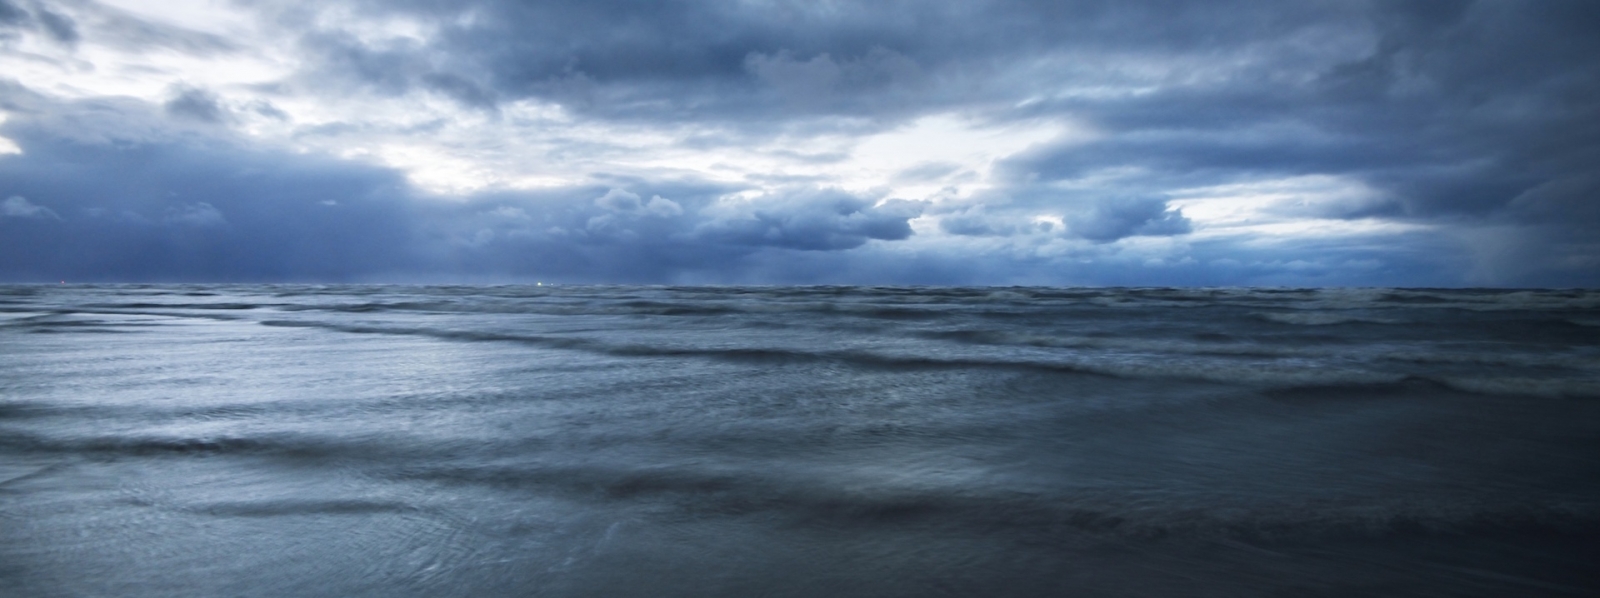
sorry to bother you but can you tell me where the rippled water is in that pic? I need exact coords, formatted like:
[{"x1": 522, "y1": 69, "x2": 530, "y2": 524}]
[{"x1": 3, "y1": 285, "x2": 1598, "y2": 596}]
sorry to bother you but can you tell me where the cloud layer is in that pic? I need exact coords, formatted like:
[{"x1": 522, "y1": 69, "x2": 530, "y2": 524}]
[{"x1": 1, "y1": 0, "x2": 1596, "y2": 285}]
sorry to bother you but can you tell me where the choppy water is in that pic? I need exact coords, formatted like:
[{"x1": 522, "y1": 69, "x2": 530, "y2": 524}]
[{"x1": 3, "y1": 284, "x2": 1598, "y2": 597}]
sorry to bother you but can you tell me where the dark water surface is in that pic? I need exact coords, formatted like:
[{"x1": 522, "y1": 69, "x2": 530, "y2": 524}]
[{"x1": 2, "y1": 285, "x2": 1598, "y2": 596}]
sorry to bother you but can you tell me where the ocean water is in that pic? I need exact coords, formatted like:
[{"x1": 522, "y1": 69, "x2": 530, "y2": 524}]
[{"x1": 2, "y1": 284, "x2": 1598, "y2": 597}]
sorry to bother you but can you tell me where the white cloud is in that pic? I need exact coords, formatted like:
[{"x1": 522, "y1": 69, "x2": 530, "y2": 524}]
[
  {"x1": 0, "y1": 113, "x2": 19, "y2": 155},
  {"x1": 164, "y1": 202, "x2": 226, "y2": 227},
  {"x1": 1, "y1": 196, "x2": 61, "y2": 219},
  {"x1": 847, "y1": 114, "x2": 1084, "y2": 200}
]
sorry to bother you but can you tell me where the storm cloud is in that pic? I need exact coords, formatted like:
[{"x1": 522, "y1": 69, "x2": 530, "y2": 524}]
[{"x1": 0, "y1": 0, "x2": 1596, "y2": 285}]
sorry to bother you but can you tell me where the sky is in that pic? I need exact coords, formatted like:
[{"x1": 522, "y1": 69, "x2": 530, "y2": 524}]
[{"x1": 1, "y1": 0, "x2": 1596, "y2": 286}]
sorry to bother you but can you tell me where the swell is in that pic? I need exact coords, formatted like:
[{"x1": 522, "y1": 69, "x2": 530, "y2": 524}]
[
  {"x1": 251, "y1": 319, "x2": 1600, "y2": 397},
  {"x1": 42, "y1": 298, "x2": 973, "y2": 321},
  {"x1": 14, "y1": 286, "x2": 1600, "y2": 326},
  {"x1": 1268, "y1": 376, "x2": 1600, "y2": 400},
  {"x1": 278, "y1": 299, "x2": 963, "y2": 320},
  {"x1": 392, "y1": 462, "x2": 1600, "y2": 542},
  {"x1": 81, "y1": 302, "x2": 272, "y2": 310},
  {"x1": 255, "y1": 319, "x2": 1111, "y2": 377},
  {"x1": 7, "y1": 428, "x2": 1596, "y2": 540},
  {"x1": 0, "y1": 430, "x2": 367, "y2": 460},
  {"x1": 928, "y1": 326, "x2": 1600, "y2": 371},
  {"x1": 0, "y1": 400, "x2": 280, "y2": 423},
  {"x1": 179, "y1": 499, "x2": 423, "y2": 517}
]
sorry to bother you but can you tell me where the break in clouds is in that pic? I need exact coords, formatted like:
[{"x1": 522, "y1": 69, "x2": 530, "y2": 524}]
[{"x1": 1, "y1": 0, "x2": 1597, "y2": 285}]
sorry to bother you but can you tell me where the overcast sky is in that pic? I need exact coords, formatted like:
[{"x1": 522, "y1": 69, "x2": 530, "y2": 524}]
[{"x1": 1, "y1": 0, "x2": 1596, "y2": 285}]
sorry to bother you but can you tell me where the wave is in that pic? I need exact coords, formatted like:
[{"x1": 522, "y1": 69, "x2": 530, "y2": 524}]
[
  {"x1": 252, "y1": 318, "x2": 1592, "y2": 394},
  {"x1": 13, "y1": 285, "x2": 1600, "y2": 326},
  {"x1": 11, "y1": 284, "x2": 1594, "y2": 401},
  {"x1": 182, "y1": 499, "x2": 423, "y2": 517},
  {"x1": 0, "y1": 430, "x2": 368, "y2": 460},
  {"x1": 81, "y1": 302, "x2": 270, "y2": 310},
  {"x1": 1253, "y1": 312, "x2": 1398, "y2": 326},
  {"x1": 9, "y1": 423, "x2": 1596, "y2": 542},
  {"x1": 256, "y1": 319, "x2": 1113, "y2": 377},
  {"x1": 1433, "y1": 376, "x2": 1600, "y2": 400},
  {"x1": 0, "y1": 315, "x2": 168, "y2": 333},
  {"x1": 390, "y1": 462, "x2": 1600, "y2": 541}
]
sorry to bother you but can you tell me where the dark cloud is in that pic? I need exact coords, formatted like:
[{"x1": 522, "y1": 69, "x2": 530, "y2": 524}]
[
  {"x1": 935, "y1": 195, "x2": 1189, "y2": 243},
  {"x1": 265, "y1": 0, "x2": 1363, "y2": 122},
  {"x1": 0, "y1": 0, "x2": 28, "y2": 31},
  {"x1": 400, "y1": 184, "x2": 931, "y2": 283},
  {"x1": 939, "y1": 206, "x2": 1016, "y2": 237},
  {"x1": 744, "y1": 46, "x2": 926, "y2": 113},
  {"x1": 264, "y1": 0, "x2": 1595, "y2": 219},
  {"x1": 44, "y1": 1, "x2": 237, "y2": 54},
  {"x1": 0, "y1": 0, "x2": 67, "y2": 46},
  {"x1": 34, "y1": 6, "x2": 76, "y2": 44},
  {"x1": 1063, "y1": 197, "x2": 1191, "y2": 243},
  {"x1": 0, "y1": 89, "x2": 934, "y2": 283},
  {"x1": 294, "y1": 30, "x2": 427, "y2": 98},
  {"x1": 268, "y1": 0, "x2": 1593, "y2": 211},
  {"x1": 0, "y1": 93, "x2": 418, "y2": 282},
  {"x1": 1, "y1": 0, "x2": 1597, "y2": 285},
  {"x1": 694, "y1": 189, "x2": 925, "y2": 251},
  {"x1": 164, "y1": 86, "x2": 228, "y2": 124},
  {"x1": 971, "y1": 0, "x2": 1599, "y2": 282}
]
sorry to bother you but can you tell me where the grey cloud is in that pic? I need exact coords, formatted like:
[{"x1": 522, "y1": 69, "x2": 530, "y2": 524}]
[
  {"x1": 35, "y1": 6, "x2": 76, "y2": 44},
  {"x1": 937, "y1": 205, "x2": 1051, "y2": 238},
  {"x1": 262, "y1": 0, "x2": 1366, "y2": 119},
  {"x1": 288, "y1": 30, "x2": 502, "y2": 111},
  {"x1": 251, "y1": 101, "x2": 289, "y2": 120},
  {"x1": 164, "y1": 86, "x2": 228, "y2": 123},
  {"x1": 0, "y1": 92, "x2": 1573, "y2": 286},
  {"x1": 418, "y1": 72, "x2": 498, "y2": 110},
  {"x1": 934, "y1": 192, "x2": 1192, "y2": 243},
  {"x1": 974, "y1": 1, "x2": 1597, "y2": 279},
  {"x1": 0, "y1": 0, "x2": 26, "y2": 26},
  {"x1": 594, "y1": 188, "x2": 681, "y2": 217},
  {"x1": 0, "y1": 1, "x2": 72, "y2": 45},
  {"x1": 0, "y1": 94, "x2": 418, "y2": 281},
  {"x1": 0, "y1": 87, "x2": 941, "y2": 283},
  {"x1": 694, "y1": 190, "x2": 925, "y2": 251},
  {"x1": 1506, "y1": 174, "x2": 1600, "y2": 224},
  {"x1": 263, "y1": 1, "x2": 941, "y2": 123},
  {"x1": 5, "y1": 1, "x2": 1598, "y2": 285},
  {"x1": 745, "y1": 46, "x2": 924, "y2": 112},
  {"x1": 1063, "y1": 197, "x2": 1191, "y2": 243},
  {"x1": 296, "y1": 31, "x2": 419, "y2": 97},
  {"x1": 262, "y1": 0, "x2": 1596, "y2": 228},
  {"x1": 27, "y1": 0, "x2": 234, "y2": 54},
  {"x1": 894, "y1": 161, "x2": 962, "y2": 183},
  {"x1": 939, "y1": 207, "x2": 1007, "y2": 237}
]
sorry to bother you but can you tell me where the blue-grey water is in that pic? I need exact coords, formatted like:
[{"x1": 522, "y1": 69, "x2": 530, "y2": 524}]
[{"x1": 2, "y1": 285, "x2": 1598, "y2": 597}]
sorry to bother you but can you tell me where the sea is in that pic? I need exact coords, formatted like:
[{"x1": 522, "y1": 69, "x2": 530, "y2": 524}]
[{"x1": 2, "y1": 284, "x2": 1598, "y2": 597}]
